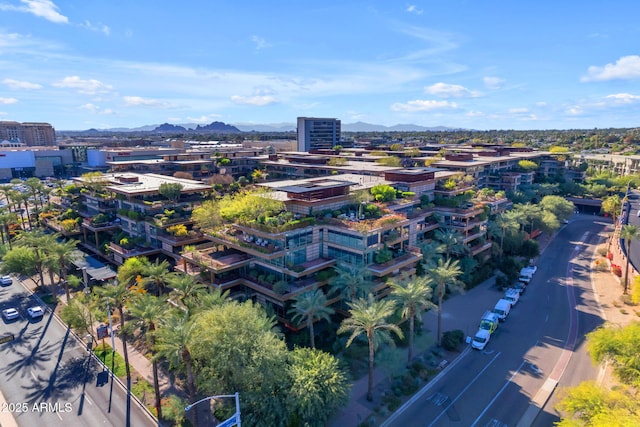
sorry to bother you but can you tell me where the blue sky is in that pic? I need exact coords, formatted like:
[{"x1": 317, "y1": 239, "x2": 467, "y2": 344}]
[{"x1": 2, "y1": 1, "x2": 640, "y2": 131}]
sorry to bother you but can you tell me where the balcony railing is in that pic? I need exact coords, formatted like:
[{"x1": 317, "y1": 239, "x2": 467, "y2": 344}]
[{"x1": 367, "y1": 250, "x2": 422, "y2": 277}]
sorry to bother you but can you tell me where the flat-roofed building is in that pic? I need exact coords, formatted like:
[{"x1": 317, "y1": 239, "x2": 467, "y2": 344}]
[{"x1": 0, "y1": 121, "x2": 55, "y2": 146}]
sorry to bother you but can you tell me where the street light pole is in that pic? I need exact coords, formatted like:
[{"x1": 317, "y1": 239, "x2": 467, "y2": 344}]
[{"x1": 185, "y1": 393, "x2": 241, "y2": 427}]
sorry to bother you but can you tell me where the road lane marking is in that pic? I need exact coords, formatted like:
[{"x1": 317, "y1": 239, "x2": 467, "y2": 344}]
[
  {"x1": 380, "y1": 347, "x2": 472, "y2": 427},
  {"x1": 427, "y1": 351, "x2": 502, "y2": 427},
  {"x1": 470, "y1": 359, "x2": 527, "y2": 427}
]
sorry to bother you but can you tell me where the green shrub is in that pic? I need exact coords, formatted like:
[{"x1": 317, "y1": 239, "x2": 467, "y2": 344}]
[{"x1": 441, "y1": 329, "x2": 465, "y2": 351}]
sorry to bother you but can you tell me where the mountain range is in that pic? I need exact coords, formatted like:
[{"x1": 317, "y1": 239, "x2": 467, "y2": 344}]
[{"x1": 68, "y1": 121, "x2": 460, "y2": 133}]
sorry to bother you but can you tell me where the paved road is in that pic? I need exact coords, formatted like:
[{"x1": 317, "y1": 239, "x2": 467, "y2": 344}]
[
  {"x1": 383, "y1": 216, "x2": 607, "y2": 427},
  {"x1": 624, "y1": 190, "x2": 640, "y2": 273},
  {"x1": 0, "y1": 279, "x2": 157, "y2": 427}
]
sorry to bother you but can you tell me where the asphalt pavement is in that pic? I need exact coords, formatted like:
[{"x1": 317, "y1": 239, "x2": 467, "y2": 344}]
[{"x1": 0, "y1": 278, "x2": 157, "y2": 427}]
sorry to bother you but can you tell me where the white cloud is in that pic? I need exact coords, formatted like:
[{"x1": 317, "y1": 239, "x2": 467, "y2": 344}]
[
  {"x1": 508, "y1": 107, "x2": 529, "y2": 114},
  {"x1": 53, "y1": 76, "x2": 113, "y2": 95},
  {"x1": 186, "y1": 114, "x2": 221, "y2": 123},
  {"x1": 582, "y1": 55, "x2": 640, "y2": 82},
  {"x1": 123, "y1": 96, "x2": 169, "y2": 108},
  {"x1": 0, "y1": 97, "x2": 18, "y2": 104},
  {"x1": 80, "y1": 20, "x2": 110, "y2": 35},
  {"x1": 0, "y1": 0, "x2": 68, "y2": 24},
  {"x1": 79, "y1": 103, "x2": 114, "y2": 114},
  {"x1": 390, "y1": 99, "x2": 458, "y2": 112},
  {"x1": 230, "y1": 95, "x2": 277, "y2": 106},
  {"x1": 424, "y1": 82, "x2": 480, "y2": 98},
  {"x1": 466, "y1": 110, "x2": 484, "y2": 117},
  {"x1": 251, "y1": 35, "x2": 271, "y2": 50},
  {"x1": 2, "y1": 78, "x2": 42, "y2": 90},
  {"x1": 483, "y1": 76, "x2": 505, "y2": 90},
  {"x1": 605, "y1": 93, "x2": 640, "y2": 104},
  {"x1": 406, "y1": 5, "x2": 423, "y2": 15}
]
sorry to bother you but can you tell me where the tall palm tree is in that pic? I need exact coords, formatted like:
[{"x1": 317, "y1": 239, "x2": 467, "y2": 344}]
[
  {"x1": 620, "y1": 224, "x2": 640, "y2": 294},
  {"x1": 49, "y1": 239, "x2": 79, "y2": 301},
  {"x1": 0, "y1": 209, "x2": 18, "y2": 249},
  {"x1": 389, "y1": 275, "x2": 436, "y2": 364},
  {"x1": 16, "y1": 230, "x2": 58, "y2": 296},
  {"x1": 434, "y1": 229, "x2": 466, "y2": 260},
  {"x1": 516, "y1": 203, "x2": 542, "y2": 235},
  {"x1": 142, "y1": 259, "x2": 176, "y2": 296},
  {"x1": 155, "y1": 312, "x2": 198, "y2": 400},
  {"x1": 337, "y1": 294, "x2": 402, "y2": 401},
  {"x1": 288, "y1": 289, "x2": 335, "y2": 348},
  {"x1": 427, "y1": 258, "x2": 464, "y2": 346},
  {"x1": 95, "y1": 280, "x2": 133, "y2": 390},
  {"x1": 168, "y1": 274, "x2": 209, "y2": 313},
  {"x1": 330, "y1": 262, "x2": 373, "y2": 302},
  {"x1": 494, "y1": 210, "x2": 521, "y2": 256},
  {"x1": 128, "y1": 293, "x2": 167, "y2": 420}
]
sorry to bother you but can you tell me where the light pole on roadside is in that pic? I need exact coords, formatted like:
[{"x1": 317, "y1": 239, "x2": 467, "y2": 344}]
[{"x1": 185, "y1": 392, "x2": 241, "y2": 427}]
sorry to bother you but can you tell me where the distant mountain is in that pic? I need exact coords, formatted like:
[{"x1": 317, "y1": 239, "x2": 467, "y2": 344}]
[
  {"x1": 154, "y1": 123, "x2": 187, "y2": 132},
  {"x1": 61, "y1": 120, "x2": 459, "y2": 134},
  {"x1": 194, "y1": 121, "x2": 240, "y2": 133}
]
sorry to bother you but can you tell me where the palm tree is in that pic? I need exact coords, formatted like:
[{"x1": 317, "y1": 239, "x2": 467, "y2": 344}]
[
  {"x1": 337, "y1": 294, "x2": 402, "y2": 401},
  {"x1": 168, "y1": 274, "x2": 209, "y2": 313},
  {"x1": 620, "y1": 224, "x2": 640, "y2": 294},
  {"x1": 142, "y1": 259, "x2": 176, "y2": 296},
  {"x1": 389, "y1": 275, "x2": 436, "y2": 364},
  {"x1": 0, "y1": 209, "x2": 18, "y2": 249},
  {"x1": 434, "y1": 229, "x2": 466, "y2": 260},
  {"x1": 516, "y1": 203, "x2": 542, "y2": 235},
  {"x1": 288, "y1": 289, "x2": 334, "y2": 349},
  {"x1": 494, "y1": 211, "x2": 521, "y2": 256},
  {"x1": 427, "y1": 258, "x2": 464, "y2": 346},
  {"x1": 95, "y1": 280, "x2": 133, "y2": 389},
  {"x1": 49, "y1": 239, "x2": 79, "y2": 301},
  {"x1": 128, "y1": 293, "x2": 167, "y2": 420},
  {"x1": 155, "y1": 312, "x2": 198, "y2": 400},
  {"x1": 418, "y1": 240, "x2": 445, "y2": 269},
  {"x1": 330, "y1": 262, "x2": 373, "y2": 302},
  {"x1": 16, "y1": 230, "x2": 58, "y2": 296}
]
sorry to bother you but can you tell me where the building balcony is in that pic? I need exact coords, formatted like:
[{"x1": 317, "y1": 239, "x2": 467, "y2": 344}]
[
  {"x1": 180, "y1": 249, "x2": 251, "y2": 274},
  {"x1": 432, "y1": 205, "x2": 485, "y2": 218},
  {"x1": 367, "y1": 248, "x2": 422, "y2": 277},
  {"x1": 280, "y1": 257, "x2": 336, "y2": 279},
  {"x1": 206, "y1": 229, "x2": 286, "y2": 260},
  {"x1": 469, "y1": 241, "x2": 492, "y2": 256},
  {"x1": 156, "y1": 230, "x2": 206, "y2": 246},
  {"x1": 82, "y1": 218, "x2": 121, "y2": 231},
  {"x1": 108, "y1": 242, "x2": 161, "y2": 258}
]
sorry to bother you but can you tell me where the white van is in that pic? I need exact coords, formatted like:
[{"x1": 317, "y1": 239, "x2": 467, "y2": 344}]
[
  {"x1": 492, "y1": 299, "x2": 511, "y2": 321},
  {"x1": 504, "y1": 288, "x2": 520, "y2": 306},
  {"x1": 472, "y1": 328, "x2": 491, "y2": 350}
]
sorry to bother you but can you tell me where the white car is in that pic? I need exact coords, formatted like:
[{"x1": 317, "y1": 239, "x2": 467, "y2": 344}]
[
  {"x1": 2, "y1": 308, "x2": 19, "y2": 321},
  {"x1": 27, "y1": 306, "x2": 44, "y2": 319},
  {"x1": 472, "y1": 328, "x2": 491, "y2": 350},
  {"x1": 0, "y1": 275, "x2": 12, "y2": 286}
]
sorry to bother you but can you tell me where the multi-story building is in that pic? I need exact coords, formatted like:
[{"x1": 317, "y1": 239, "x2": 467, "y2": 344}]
[
  {"x1": 66, "y1": 173, "x2": 211, "y2": 265},
  {"x1": 177, "y1": 168, "x2": 497, "y2": 326},
  {"x1": 297, "y1": 117, "x2": 341, "y2": 152},
  {"x1": 0, "y1": 121, "x2": 56, "y2": 146}
]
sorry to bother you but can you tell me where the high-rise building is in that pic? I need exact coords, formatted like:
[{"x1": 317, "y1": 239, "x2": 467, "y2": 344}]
[
  {"x1": 0, "y1": 121, "x2": 56, "y2": 146},
  {"x1": 296, "y1": 117, "x2": 341, "y2": 152}
]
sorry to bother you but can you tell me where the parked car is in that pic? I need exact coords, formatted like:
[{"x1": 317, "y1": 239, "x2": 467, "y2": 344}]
[
  {"x1": 492, "y1": 299, "x2": 511, "y2": 321},
  {"x1": 2, "y1": 308, "x2": 19, "y2": 321},
  {"x1": 504, "y1": 288, "x2": 520, "y2": 306},
  {"x1": 472, "y1": 328, "x2": 491, "y2": 350},
  {"x1": 27, "y1": 306, "x2": 44, "y2": 319},
  {"x1": 0, "y1": 275, "x2": 12, "y2": 286}
]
